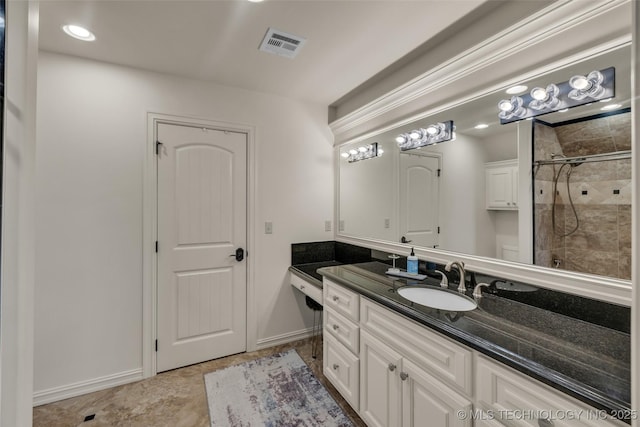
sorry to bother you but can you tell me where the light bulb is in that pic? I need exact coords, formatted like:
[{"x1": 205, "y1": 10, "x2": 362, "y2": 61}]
[
  {"x1": 569, "y1": 75, "x2": 590, "y2": 90},
  {"x1": 378, "y1": 149, "x2": 384, "y2": 155},
  {"x1": 349, "y1": 149, "x2": 358, "y2": 155},
  {"x1": 409, "y1": 130, "x2": 421, "y2": 140},
  {"x1": 358, "y1": 146, "x2": 367, "y2": 153},
  {"x1": 530, "y1": 87, "x2": 548, "y2": 101},
  {"x1": 341, "y1": 152, "x2": 349, "y2": 158},
  {"x1": 498, "y1": 100, "x2": 513, "y2": 112},
  {"x1": 426, "y1": 125, "x2": 439, "y2": 135},
  {"x1": 395, "y1": 135, "x2": 406, "y2": 144}
]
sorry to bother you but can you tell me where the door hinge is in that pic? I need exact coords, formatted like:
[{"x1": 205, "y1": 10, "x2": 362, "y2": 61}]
[
  {"x1": 155, "y1": 241, "x2": 158, "y2": 253},
  {"x1": 155, "y1": 340, "x2": 158, "y2": 352},
  {"x1": 156, "y1": 141, "x2": 163, "y2": 155},
  {"x1": 437, "y1": 168, "x2": 441, "y2": 177},
  {"x1": 437, "y1": 226, "x2": 441, "y2": 234}
]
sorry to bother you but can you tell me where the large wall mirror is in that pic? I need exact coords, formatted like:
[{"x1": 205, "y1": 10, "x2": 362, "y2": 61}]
[{"x1": 337, "y1": 42, "x2": 631, "y2": 285}]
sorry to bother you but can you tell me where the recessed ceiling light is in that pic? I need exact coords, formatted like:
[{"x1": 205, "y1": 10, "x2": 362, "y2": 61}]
[
  {"x1": 62, "y1": 24, "x2": 96, "y2": 41},
  {"x1": 601, "y1": 103, "x2": 622, "y2": 111},
  {"x1": 474, "y1": 123, "x2": 489, "y2": 129},
  {"x1": 506, "y1": 85, "x2": 528, "y2": 95}
]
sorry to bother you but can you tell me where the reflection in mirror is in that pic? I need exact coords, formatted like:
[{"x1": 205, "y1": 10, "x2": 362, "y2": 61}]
[
  {"x1": 339, "y1": 138, "x2": 396, "y2": 242},
  {"x1": 337, "y1": 43, "x2": 631, "y2": 282},
  {"x1": 532, "y1": 110, "x2": 631, "y2": 280}
]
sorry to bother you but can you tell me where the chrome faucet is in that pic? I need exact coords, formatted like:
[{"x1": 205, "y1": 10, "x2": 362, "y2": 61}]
[{"x1": 445, "y1": 261, "x2": 466, "y2": 293}]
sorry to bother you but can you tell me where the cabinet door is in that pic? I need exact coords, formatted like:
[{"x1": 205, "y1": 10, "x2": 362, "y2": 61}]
[
  {"x1": 323, "y1": 333, "x2": 359, "y2": 411},
  {"x1": 486, "y1": 167, "x2": 514, "y2": 209},
  {"x1": 401, "y1": 358, "x2": 473, "y2": 427},
  {"x1": 360, "y1": 330, "x2": 402, "y2": 427}
]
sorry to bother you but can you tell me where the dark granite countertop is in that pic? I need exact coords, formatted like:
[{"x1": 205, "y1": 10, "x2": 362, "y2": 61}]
[{"x1": 318, "y1": 261, "x2": 630, "y2": 423}]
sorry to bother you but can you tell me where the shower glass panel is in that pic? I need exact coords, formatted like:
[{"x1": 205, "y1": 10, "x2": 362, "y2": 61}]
[{"x1": 532, "y1": 110, "x2": 631, "y2": 280}]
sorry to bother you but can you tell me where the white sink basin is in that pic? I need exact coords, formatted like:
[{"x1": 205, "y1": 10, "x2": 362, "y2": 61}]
[{"x1": 397, "y1": 286, "x2": 477, "y2": 312}]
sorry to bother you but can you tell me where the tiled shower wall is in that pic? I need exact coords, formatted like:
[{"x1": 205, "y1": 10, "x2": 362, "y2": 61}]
[{"x1": 533, "y1": 112, "x2": 631, "y2": 280}]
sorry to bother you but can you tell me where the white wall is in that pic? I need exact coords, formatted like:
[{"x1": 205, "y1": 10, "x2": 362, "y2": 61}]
[
  {"x1": 1, "y1": 2, "x2": 38, "y2": 425},
  {"x1": 426, "y1": 133, "x2": 494, "y2": 257},
  {"x1": 34, "y1": 51, "x2": 334, "y2": 400}
]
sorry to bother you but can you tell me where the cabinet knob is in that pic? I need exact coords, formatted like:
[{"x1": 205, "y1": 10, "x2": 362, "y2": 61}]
[
  {"x1": 300, "y1": 285, "x2": 305, "y2": 290},
  {"x1": 332, "y1": 296, "x2": 339, "y2": 302},
  {"x1": 400, "y1": 372, "x2": 409, "y2": 381},
  {"x1": 538, "y1": 418, "x2": 554, "y2": 427},
  {"x1": 388, "y1": 363, "x2": 396, "y2": 372},
  {"x1": 332, "y1": 324, "x2": 339, "y2": 330}
]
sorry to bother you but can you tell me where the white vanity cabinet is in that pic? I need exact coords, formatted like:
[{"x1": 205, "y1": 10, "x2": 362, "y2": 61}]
[
  {"x1": 475, "y1": 355, "x2": 627, "y2": 427},
  {"x1": 485, "y1": 160, "x2": 518, "y2": 210},
  {"x1": 323, "y1": 279, "x2": 360, "y2": 410},
  {"x1": 359, "y1": 298, "x2": 473, "y2": 427},
  {"x1": 322, "y1": 279, "x2": 625, "y2": 427}
]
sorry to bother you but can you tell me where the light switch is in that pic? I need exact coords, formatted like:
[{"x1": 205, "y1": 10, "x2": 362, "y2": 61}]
[
  {"x1": 265, "y1": 222, "x2": 273, "y2": 234},
  {"x1": 339, "y1": 220, "x2": 345, "y2": 231},
  {"x1": 325, "y1": 220, "x2": 332, "y2": 232},
  {"x1": 384, "y1": 218, "x2": 390, "y2": 229}
]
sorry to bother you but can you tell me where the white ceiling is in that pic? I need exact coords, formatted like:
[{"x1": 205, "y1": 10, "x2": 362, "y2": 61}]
[{"x1": 38, "y1": 0, "x2": 487, "y2": 106}]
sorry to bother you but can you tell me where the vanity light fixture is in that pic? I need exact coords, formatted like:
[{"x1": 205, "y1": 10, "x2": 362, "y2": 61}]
[
  {"x1": 397, "y1": 121, "x2": 455, "y2": 151},
  {"x1": 342, "y1": 143, "x2": 382, "y2": 163},
  {"x1": 62, "y1": 24, "x2": 96, "y2": 41},
  {"x1": 497, "y1": 67, "x2": 615, "y2": 124}
]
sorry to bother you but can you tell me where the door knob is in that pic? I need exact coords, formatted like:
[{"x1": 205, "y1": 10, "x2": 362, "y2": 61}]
[{"x1": 229, "y1": 248, "x2": 245, "y2": 262}]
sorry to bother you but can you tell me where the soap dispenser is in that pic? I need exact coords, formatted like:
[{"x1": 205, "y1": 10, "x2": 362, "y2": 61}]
[{"x1": 407, "y1": 248, "x2": 418, "y2": 275}]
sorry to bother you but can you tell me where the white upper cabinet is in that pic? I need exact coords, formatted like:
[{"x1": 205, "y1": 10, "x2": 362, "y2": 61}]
[{"x1": 486, "y1": 160, "x2": 518, "y2": 210}]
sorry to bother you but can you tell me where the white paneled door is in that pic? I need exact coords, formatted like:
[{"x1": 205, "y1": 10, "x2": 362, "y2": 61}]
[
  {"x1": 156, "y1": 123, "x2": 247, "y2": 372},
  {"x1": 399, "y1": 153, "x2": 440, "y2": 248}
]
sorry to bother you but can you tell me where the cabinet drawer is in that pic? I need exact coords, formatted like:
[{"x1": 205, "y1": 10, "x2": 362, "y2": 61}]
[
  {"x1": 290, "y1": 273, "x2": 322, "y2": 304},
  {"x1": 325, "y1": 307, "x2": 359, "y2": 355},
  {"x1": 475, "y1": 355, "x2": 626, "y2": 427},
  {"x1": 324, "y1": 279, "x2": 359, "y2": 322},
  {"x1": 324, "y1": 333, "x2": 359, "y2": 411},
  {"x1": 360, "y1": 297, "x2": 473, "y2": 396}
]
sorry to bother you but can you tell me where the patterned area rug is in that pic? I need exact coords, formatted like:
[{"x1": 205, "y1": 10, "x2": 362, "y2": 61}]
[{"x1": 204, "y1": 349, "x2": 353, "y2": 426}]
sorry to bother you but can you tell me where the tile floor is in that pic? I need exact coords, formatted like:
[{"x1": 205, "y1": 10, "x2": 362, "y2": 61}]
[{"x1": 33, "y1": 337, "x2": 366, "y2": 427}]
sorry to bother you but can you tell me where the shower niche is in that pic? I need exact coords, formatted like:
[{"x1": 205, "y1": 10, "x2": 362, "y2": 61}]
[{"x1": 532, "y1": 110, "x2": 631, "y2": 280}]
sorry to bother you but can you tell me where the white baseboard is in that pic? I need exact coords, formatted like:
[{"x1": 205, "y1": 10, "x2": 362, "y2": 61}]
[
  {"x1": 255, "y1": 327, "x2": 315, "y2": 350},
  {"x1": 33, "y1": 368, "x2": 144, "y2": 407}
]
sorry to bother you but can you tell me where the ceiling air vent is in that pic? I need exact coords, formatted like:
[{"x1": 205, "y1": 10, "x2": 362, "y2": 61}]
[{"x1": 259, "y1": 28, "x2": 306, "y2": 59}]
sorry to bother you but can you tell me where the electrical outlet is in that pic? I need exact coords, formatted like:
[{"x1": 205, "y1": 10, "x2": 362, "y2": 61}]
[
  {"x1": 325, "y1": 220, "x2": 332, "y2": 232},
  {"x1": 384, "y1": 218, "x2": 390, "y2": 229},
  {"x1": 339, "y1": 220, "x2": 345, "y2": 231},
  {"x1": 265, "y1": 222, "x2": 273, "y2": 234}
]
